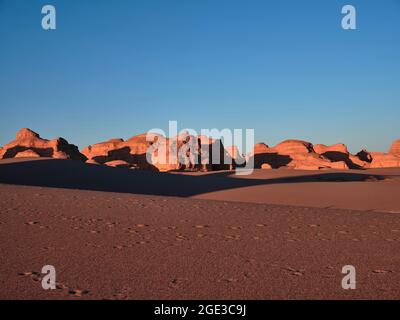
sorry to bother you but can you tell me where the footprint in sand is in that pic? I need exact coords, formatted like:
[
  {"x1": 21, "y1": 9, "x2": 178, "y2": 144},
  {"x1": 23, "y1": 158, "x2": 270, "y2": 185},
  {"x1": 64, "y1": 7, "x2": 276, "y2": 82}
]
[
  {"x1": 25, "y1": 221, "x2": 39, "y2": 226},
  {"x1": 135, "y1": 224, "x2": 149, "y2": 228},
  {"x1": 18, "y1": 271, "x2": 41, "y2": 281},
  {"x1": 284, "y1": 267, "x2": 305, "y2": 276},
  {"x1": 68, "y1": 289, "x2": 90, "y2": 297},
  {"x1": 372, "y1": 269, "x2": 393, "y2": 274},
  {"x1": 169, "y1": 278, "x2": 189, "y2": 289},
  {"x1": 194, "y1": 225, "x2": 209, "y2": 229},
  {"x1": 255, "y1": 224, "x2": 267, "y2": 227},
  {"x1": 175, "y1": 234, "x2": 187, "y2": 241},
  {"x1": 218, "y1": 278, "x2": 238, "y2": 283},
  {"x1": 224, "y1": 235, "x2": 240, "y2": 241}
]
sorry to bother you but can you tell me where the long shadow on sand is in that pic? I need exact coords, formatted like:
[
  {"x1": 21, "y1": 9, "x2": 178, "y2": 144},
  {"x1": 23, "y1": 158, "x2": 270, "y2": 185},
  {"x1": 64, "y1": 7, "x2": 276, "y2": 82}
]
[{"x1": 0, "y1": 159, "x2": 390, "y2": 197}]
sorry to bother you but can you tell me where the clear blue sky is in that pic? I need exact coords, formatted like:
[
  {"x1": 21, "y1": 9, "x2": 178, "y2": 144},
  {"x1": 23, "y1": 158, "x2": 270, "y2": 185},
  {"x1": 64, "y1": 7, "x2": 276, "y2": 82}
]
[{"x1": 0, "y1": 0, "x2": 399, "y2": 153}]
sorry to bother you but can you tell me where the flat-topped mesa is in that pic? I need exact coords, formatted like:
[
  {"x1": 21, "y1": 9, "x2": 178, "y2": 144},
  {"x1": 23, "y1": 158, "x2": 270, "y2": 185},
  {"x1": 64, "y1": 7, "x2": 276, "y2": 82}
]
[{"x1": 0, "y1": 128, "x2": 87, "y2": 161}]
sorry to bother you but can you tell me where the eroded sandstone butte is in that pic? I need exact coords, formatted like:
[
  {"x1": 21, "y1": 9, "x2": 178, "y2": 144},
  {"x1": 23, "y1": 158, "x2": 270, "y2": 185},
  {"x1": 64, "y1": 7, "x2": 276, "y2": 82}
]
[
  {"x1": 0, "y1": 128, "x2": 86, "y2": 161},
  {"x1": 82, "y1": 132, "x2": 234, "y2": 172},
  {"x1": 2, "y1": 128, "x2": 399, "y2": 171}
]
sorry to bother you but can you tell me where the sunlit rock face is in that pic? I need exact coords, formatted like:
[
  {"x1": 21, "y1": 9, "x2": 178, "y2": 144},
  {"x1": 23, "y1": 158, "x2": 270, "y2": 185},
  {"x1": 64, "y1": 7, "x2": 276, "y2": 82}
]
[{"x1": 0, "y1": 128, "x2": 86, "y2": 161}]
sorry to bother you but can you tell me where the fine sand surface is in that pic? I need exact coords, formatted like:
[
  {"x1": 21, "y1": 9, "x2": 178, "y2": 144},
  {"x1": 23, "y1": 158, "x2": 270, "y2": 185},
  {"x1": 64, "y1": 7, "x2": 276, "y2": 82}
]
[{"x1": 1, "y1": 158, "x2": 400, "y2": 299}]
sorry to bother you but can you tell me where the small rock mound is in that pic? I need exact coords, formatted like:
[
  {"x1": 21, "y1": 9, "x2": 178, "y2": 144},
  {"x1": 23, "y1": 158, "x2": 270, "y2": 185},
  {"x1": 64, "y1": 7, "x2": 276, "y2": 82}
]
[{"x1": 261, "y1": 163, "x2": 273, "y2": 170}]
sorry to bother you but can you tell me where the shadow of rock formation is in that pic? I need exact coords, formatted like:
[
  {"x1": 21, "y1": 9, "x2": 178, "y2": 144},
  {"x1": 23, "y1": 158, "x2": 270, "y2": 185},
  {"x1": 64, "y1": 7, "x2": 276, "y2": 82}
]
[{"x1": 0, "y1": 159, "x2": 392, "y2": 198}]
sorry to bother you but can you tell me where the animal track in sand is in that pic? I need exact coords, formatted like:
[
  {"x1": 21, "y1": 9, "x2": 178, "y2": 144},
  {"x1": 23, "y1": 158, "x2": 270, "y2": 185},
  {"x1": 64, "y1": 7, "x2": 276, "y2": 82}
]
[
  {"x1": 218, "y1": 278, "x2": 238, "y2": 283},
  {"x1": 24, "y1": 221, "x2": 50, "y2": 229},
  {"x1": 175, "y1": 234, "x2": 187, "y2": 241},
  {"x1": 18, "y1": 271, "x2": 90, "y2": 297},
  {"x1": 224, "y1": 235, "x2": 241, "y2": 241},
  {"x1": 284, "y1": 267, "x2": 305, "y2": 276},
  {"x1": 169, "y1": 278, "x2": 189, "y2": 289},
  {"x1": 255, "y1": 224, "x2": 267, "y2": 227},
  {"x1": 194, "y1": 225, "x2": 209, "y2": 229},
  {"x1": 135, "y1": 224, "x2": 149, "y2": 228},
  {"x1": 228, "y1": 226, "x2": 242, "y2": 230},
  {"x1": 25, "y1": 221, "x2": 39, "y2": 226},
  {"x1": 244, "y1": 272, "x2": 255, "y2": 278},
  {"x1": 68, "y1": 289, "x2": 90, "y2": 297},
  {"x1": 372, "y1": 269, "x2": 393, "y2": 274},
  {"x1": 18, "y1": 271, "x2": 41, "y2": 281}
]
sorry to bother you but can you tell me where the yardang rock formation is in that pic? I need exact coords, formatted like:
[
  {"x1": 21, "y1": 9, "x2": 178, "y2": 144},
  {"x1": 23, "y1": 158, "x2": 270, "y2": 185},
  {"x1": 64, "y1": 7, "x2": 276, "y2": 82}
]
[{"x1": 1, "y1": 128, "x2": 400, "y2": 171}]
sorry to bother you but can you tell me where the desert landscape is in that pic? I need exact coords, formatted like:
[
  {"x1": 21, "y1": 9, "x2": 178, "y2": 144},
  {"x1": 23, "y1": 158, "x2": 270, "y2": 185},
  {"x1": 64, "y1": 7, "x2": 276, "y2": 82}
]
[
  {"x1": 1, "y1": 128, "x2": 400, "y2": 299},
  {"x1": 1, "y1": 0, "x2": 399, "y2": 308}
]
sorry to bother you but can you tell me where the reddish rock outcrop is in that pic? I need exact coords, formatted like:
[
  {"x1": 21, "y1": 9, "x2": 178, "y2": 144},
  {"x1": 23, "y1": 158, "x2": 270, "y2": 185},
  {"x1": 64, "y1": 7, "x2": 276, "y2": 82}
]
[
  {"x1": 251, "y1": 139, "x2": 350, "y2": 170},
  {"x1": 314, "y1": 143, "x2": 367, "y2": 169},
  {"x1": 104, "y1": 160, "x2": 133, "y2": 168},
  {"x1": 389, "y1": 140, "x2": 400, "y2": 156},
  {"x1": 82, "y1": 133, "x2": 159, "y2": 170},
  {"x1": 274, "y1": 140, "x2": 314, "y2": 155},
  {"x1": 0, "y1": 128, "x2": 86, "y2": 161},
  {"x1": 225, "y1": 145, "x2": 245, "y2": 168},
  {"x1": 314, "y1": 143, "x2": 348, "y2": 155},
  {"x1": 261, "y1": 163, "x2": 272, "y2": 170},
  {"x1": 14, "y1": 149, "x2": 41, "y2": 158},
  {"x1": 369, "y1": 152, "x2": 400, "y2": 168},
  {"x1": 82, "y1": 133, "x2": 232, "y2": 172}
]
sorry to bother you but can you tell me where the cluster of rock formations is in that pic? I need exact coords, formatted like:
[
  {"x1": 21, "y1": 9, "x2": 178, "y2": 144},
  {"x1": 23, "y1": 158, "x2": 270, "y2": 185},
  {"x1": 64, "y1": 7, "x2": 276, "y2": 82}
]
[
  {"x1": 1, "y1": 128, "x2": 400, "y2": 171},
  {"x1": 250, "y1": 139, "x2": 400, "y2": 170},
  {"x1": 0, "y1": 128, "x2": 86, "y2": 161},
  {"x1": 82, "y1": 132, "x2": 235, "y2": 171}
]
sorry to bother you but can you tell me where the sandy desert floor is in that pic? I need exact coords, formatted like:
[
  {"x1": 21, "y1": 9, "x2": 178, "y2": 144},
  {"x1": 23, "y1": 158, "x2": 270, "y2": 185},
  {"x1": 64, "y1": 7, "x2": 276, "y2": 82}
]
[{"x1": 0, "y1": 158, "x2": 400, "y2": 299}]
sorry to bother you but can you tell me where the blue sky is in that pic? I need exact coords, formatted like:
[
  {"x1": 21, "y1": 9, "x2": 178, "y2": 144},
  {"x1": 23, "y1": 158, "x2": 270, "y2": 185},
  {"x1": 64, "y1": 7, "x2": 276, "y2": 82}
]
[{"x1": 0, "y1": 0, "x2": 399, "y2": 153}]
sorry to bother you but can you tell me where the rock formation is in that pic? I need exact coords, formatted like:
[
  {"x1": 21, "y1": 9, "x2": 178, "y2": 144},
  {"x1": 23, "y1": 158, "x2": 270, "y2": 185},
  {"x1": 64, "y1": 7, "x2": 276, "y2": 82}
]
[
  {"x1": 314, "y1": 143, "x2": 367, "y2": 169},
  {"x1": 389, "y1": 140, "x2": 400, "y2": 156},
  {"x1": 82, "y1": 132, "x2": 233, "y2": 172},
  {"x1": 254, "y1": 139, "x2": 350, "y2": 170},
  {"x1": 355, "y1": 141, "x2": 400, "y2": 168},
  {"x1": 369, "y1": 152, "x2": 400, "y2": 168},
  {"x1": 0, "y1": 128, "x2": 86, "y2": 161},
  {"x1": 2, "y1": 128, "x2": 399, "y2": 171}
]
